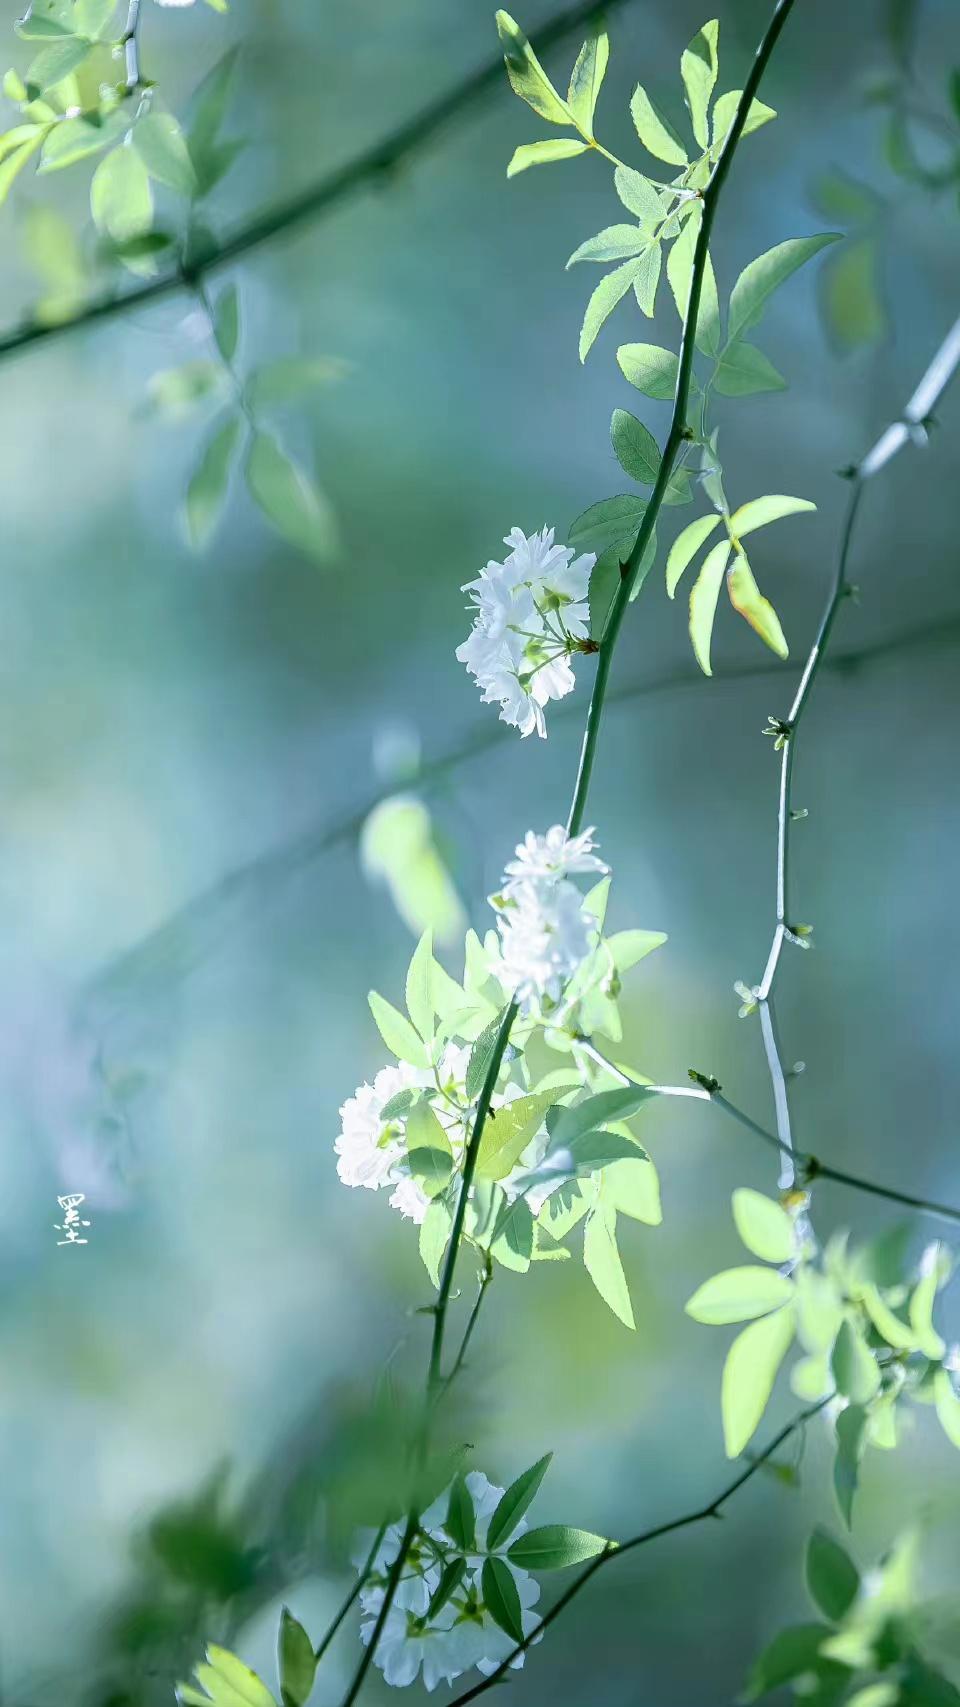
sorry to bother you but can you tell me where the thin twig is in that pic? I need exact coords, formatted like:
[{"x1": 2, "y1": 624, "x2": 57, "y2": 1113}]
[
  {"x1": 752, "y1": 311, "x2": 960, "y2": 1192},
  {"x1": 313, "y1": 1521, "x2": 387, "y2": 1664},
  {"x1": 78, "y1": 611, "x2": 960, "y2": 1017},
  {"x1": 445, "y1": 1399, "x2": 830, "y2": 1707},
  {"x1": 338, "y1": 1002, "x2": 518, "y2": 1701},
  {"x1": 0, "y1": 0, "x2": 628, "y2": 366}
]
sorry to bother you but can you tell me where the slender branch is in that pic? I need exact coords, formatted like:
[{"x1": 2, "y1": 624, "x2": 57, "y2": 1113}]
[
  {"x1": 445, "y1": 1399, "x2": 830, "y2": 1707},
  {"x1": 703, "y1": 1090, "x2": 960, "y2": 1229},
  {"x1": 337, "y1": 1002, "x2": 518, "y2": 1702},
  {"x1": 313, "y1": 1522, "x2": 387, "y2": 1664},
  {"x1": 751, "y1": 311, "x2": 960, "y2": 1192},
  {"x1": 0, "y1": 0, "x2": 628, "y2": 367},
  {"x1": 566, "y1": 0, "x2": 800, "y2": 837},
  {"x1": 440, "y1": 1251, "x2": 494, "y2": 1396},
  {"x1": 121, "y1": 0, "x2": 143, "y2": 93},
  {"x1": 79, "y1": 611, "x2": 960, "y2": 1018}
]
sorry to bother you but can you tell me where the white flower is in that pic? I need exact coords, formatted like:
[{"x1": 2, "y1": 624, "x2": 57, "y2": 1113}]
[
  {"x1": 504, "y1": 825, "x2": 608, "y2": 886},
  {"x1": 496, "y1": 878, "x2": 598, "y2": 1010},
  {"x1": 456, "y1": 527, "x2": 595, "y2": 739},
  {"x1": 355, "y1": 1473, "x2": 541, "y2": 1690},
  {"x1": 335, "y1": 1062, "x2": 421, "y2": 1190},
  {"x1": 154, "y1": 0, "x2": 196, "y2": 6}
]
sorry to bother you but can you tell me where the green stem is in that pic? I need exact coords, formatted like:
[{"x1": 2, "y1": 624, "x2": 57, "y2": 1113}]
[
  {"x1": 444, "y1": 1399, "x2": 830, "y2": 1707},
  {"x1": 566, "y1": 0, "x2": 800, "y2": 836},
  {"x1": 313, "y1": 1522, "x2": 387, "y2": 1664},
  {"x1": 337, "y1": 1002, "x2": 518, "y2": 1704}
]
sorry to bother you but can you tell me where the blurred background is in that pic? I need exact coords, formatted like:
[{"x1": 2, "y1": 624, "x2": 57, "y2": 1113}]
[{"x1": 1, "y1": 0, "x2": 958, "y2": 1702}]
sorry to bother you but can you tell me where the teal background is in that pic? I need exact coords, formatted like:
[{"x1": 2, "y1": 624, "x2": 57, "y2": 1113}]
[{"x1": 1, "y1": 0, "x2": 958, "y2": 1702}]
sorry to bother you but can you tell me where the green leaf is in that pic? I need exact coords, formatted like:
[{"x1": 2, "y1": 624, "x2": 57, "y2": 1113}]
[
  {"x1": 38, "y1": 107, "x2": 129, "y2": 172},
  {"x1": 806, "y1": 1527, "x2": 860, "y2": 1622},
  {"x1": 742, "y1": 1624, "x2": 834, "y2": 1702},
  {"x1": 584, "y1": 1206, "x2": 634, "y2": 1327},
  {"x1": 445, "y1": 1473, "x2": 476, "y2": 1551},
  {"x1": 491, "y1": 1195, "x2": 534, "y2": 1272},
  {"x1": 477, "y1": 1091, "x2": 554, "y2": 1180},
  {"x1": 278, "y1": 1610, "x2": 316, "y2": 1707},
  {"x1": 0, "y1": 129, "x2": 46, "y2": 203},
  {"x1": 831, "y1": 1319, "x2": 881, "y2": 1405},
  {"x1": 858, "y1": 1284, "x2": 915, "y2": 1352},
  {"x1": 506, "y1": 137, "x2": 587, "y2": 176},
  {"x1": 732, "y1": 1189, "x2": 796, "y2": 1264},
  {"x1": 721, "y1": 1305, "x2": 795, "y2": 1456},
  {"x1": 681, "y1": 19, "x2": 719, "y2": 150},
  {"x1": 245, "y1": 431, "x2": 337, "y2": 562},
  {"x1": 613, "y1": 164, "x2": 665, "y2": 226},
  {"x1": 607, "y1": 929, "x2": 667, "y2": 971},
  {"x1": 616, "y1": 342, "x2": 678, "y2": 400},
  {"x1": 933, "y1": 1369, "x2": 960, "y2": 1449},
  {"x1": 147, "y1": 359, "x2": 227, "y2": 418},
  {"x1": 90, "y1": 145, "x2": 153, "y2": 242},
  {"x1": 909, "y1": 1248, "x2": 947, "y2": 1360},
  {"x1": 481, "y1": 1556, "x2": 525, "y2": 1644},
  {"x1": 246, "y1": 358, "x2": 345, "y2": 409},
  {"x1": 496, "y1": 11, "x2": 572, "y2": 125},
  {"x1": 665, "y1": 512, "x2": 721, "y2": 597},
  {"x1": 820, "y1": 237, "x2": 886, "y2": 355},
  {"x1": 567, "y1": 1130, "x2": 645, "y2": 1173},
  {"x1": 630, "y1": 83, "x2": 688, "y2": 164},
  {"x1": 404, "y1": 929, "x2": 436, "y2": 1040},
  {"x1": 466, "y1": 1006, "x2": 510, "y2": 1100},
  {"x1": 711, "y1": 88, "x2": 776, "y2": 149},
  {"x1": 587, "y1": 547, "x2": 621, "y2": 642},
  {"x1": 183, "y1": 415, "x2": 242, "y2": 550},
  {"x1": 566, "y1": 27, "x2": 608, "y2": 134},
  {"x1": 729, "y1": 494, "x2": 816, "y2": 537},
  {"x1": 610, "y1": 409, "x2": 661, "y2": 485},
  {"x1": 419, "y1": 1198, "x2": 451, "y2": 1288},
  {"x1": 210, "y1": 283, "x2": 239, "y2": 365},
  {"x1": 567, "y1": 224, "x2": 647, "y2": 266},
  {"x1": 604, "y1": 1155, "x2": 661, "y2": 1225},
  {"x1": 666, "y1": 204, "x2": 720, "y2": 355},
  {"x1": 727, "y1": 233, "x2": 841, "y2": 342},
  {"x1": 29, "y1": 36, "x2": 92, "y2": 89},
  {"x1": 579, "y1": 255, "x2": 644, "y2": 360},
  {"x1": 507, "y1": 1525, "x2": 609, "y2": 1571},
  {"x1": 833, "y1": 1404, "x2": 867, "y2": 1528},
  {"x1": 688, "y1": 537, "x2": 732, "y2": 674},
  {"x1": 405, "y1": 1102, "x2": 452, "y2": 1199},
  {"x1": 133, "y1": 110, "x2": 197, "y2": 195},
  {"x1": 713, "y1": 340, "x2": 786, "y2": 396},
  {"x1": 427, "y1": 1557, "x2": 467, "y2": 1619},
  {"x1": 187, "y1": 47, "x2": 240, "y2": 196},
  {"x1": 367, "y1": 990, "x2": 429, "y2": 1067},
  {"x1": 486, "y1": 1454, "x2": 552, "y2": 1551},
  {"x1": 686, "y1": 1265, "x2": 794, "y2": 1325},
  {"x1": 569, "y1": 494, "x2": 646, "y2": 553},
  {"x1": 360, "y1": 797, "x2": 465, "y2": 946},
  {"x1": 549, "y1": 1087, "x2": 653, "y2": 1149},
  {"x1": 726, "y1": 550, "x2": 788, "y2": 659},
  {"x1": 195, "y1": 1645, "x2": 277, "y2": 1707},
  {"x1": 632, "y1": 241, "x2": 663, "y2": 318}
]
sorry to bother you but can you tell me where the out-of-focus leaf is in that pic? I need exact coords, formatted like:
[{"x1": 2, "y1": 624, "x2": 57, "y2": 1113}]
[
  {"x1": 820, "y1": 237, "x2": 886, "y2": 355},
  {"x1": 245, "y1": 430, "x2": 338, "y2": 562},
  {"x1": 360, "y1": 796, "x2": 466, "y2": 945},
  {"x1": 133, "y1": 110, "x2": 197, "y2": 195},
  {"x1": 278, "y1": 1609, "x2": 316, "y2": 1707},
  {"x1": 183, "y1": 415, "x2": 242, "y2": 549},
  {"x1": 90, "y1": 144, "x2": 153, "y2": 242}
]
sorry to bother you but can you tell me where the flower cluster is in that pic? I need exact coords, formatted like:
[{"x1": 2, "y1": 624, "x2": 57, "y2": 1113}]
[
  {"x1": 491, "y1": 825, "x2": 608, "y2": 1012},
  {"x1": 357, "y1": 1472, "x2": 541, "y2": 1691},
  {"x1": 456, "y1": 527, "x2": 595, "y2": 737}
]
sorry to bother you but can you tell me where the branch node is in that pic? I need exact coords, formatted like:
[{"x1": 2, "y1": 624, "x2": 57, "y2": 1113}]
[{"x1": 687, "y1": 1068, "x2": 720, "y2": 1095}]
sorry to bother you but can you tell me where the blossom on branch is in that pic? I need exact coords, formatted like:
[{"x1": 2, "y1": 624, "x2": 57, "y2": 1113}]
[
  {"x1": 456, "y1": 527, "x2": 595, "y2": 737},
  {"x1": 492, "y1": 825, "x2": 606, "y2": 1011}
]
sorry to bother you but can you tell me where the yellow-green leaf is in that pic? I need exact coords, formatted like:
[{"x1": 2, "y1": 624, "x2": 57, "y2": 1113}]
[
  {"x1": 727, "y1": 549, "x2": 788, "y2": 659},
  {"x1": 721, "y1": 1306, "x2": 795, "y2": 1457},
  {"x1": 506, "y1": 137, "x2": 588, "y2": 176},
  {"x1": 666, "y1": 512, "x2": 721, "y2": 597},
  {"x1": 729, "y1": 494, "x2": 816, "y2": 537},
  {"x1": 566, "y1": 28, "x2": 608, "y2": 135},
  {"x1": 496, "y1": 10, "x2": 572, "y2": 125},
  {"x1": 688, "y1": 537, "x2": 731, "y2": 674},
  {"x1": 686, "y1": 1264, "x2": 794, "y2": 1325}
]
